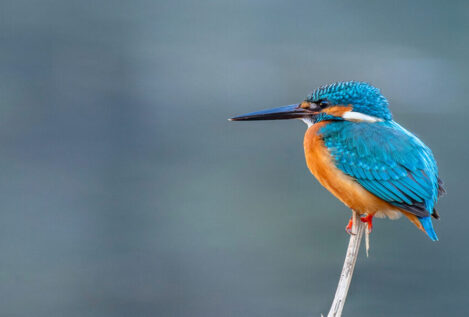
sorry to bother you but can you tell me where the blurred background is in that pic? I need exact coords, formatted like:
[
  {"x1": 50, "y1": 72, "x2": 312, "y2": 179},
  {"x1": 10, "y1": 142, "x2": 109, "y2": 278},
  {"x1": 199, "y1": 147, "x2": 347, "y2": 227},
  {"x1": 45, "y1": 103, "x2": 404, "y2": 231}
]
[{"x1": 1, "y1": 0, "x2": 468, "y2": 316}]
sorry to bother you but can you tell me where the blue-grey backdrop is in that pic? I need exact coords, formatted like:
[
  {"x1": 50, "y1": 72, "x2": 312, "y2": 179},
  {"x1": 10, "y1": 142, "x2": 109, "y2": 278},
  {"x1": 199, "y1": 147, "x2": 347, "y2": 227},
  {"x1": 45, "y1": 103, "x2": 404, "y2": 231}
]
[{"x1": 1, "y1": 0, "x2": 468, "y2": 316}]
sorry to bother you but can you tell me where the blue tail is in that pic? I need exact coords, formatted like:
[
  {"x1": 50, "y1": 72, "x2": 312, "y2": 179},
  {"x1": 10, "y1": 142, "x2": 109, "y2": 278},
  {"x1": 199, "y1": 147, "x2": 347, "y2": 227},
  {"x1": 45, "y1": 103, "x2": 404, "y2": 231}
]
[{"x1": 419, "y1": 216, "x2": 438, "y2": 241}]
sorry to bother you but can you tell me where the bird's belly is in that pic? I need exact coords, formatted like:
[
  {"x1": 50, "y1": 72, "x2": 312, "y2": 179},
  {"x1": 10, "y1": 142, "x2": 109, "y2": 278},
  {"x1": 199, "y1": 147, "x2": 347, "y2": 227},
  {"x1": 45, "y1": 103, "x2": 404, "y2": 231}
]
[{"x1": 303, "y1": 122, "x2": 401, "y2": 219}]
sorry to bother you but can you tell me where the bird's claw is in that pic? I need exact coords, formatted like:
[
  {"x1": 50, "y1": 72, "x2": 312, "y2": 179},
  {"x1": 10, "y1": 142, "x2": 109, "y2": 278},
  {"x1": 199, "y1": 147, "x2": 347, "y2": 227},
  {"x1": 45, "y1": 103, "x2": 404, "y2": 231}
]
[
  {"x1": 346, "y1": 228, "x2": 356, "y2": 235},
  {"x1": 345, "y1": 215, "x2": 373, "y2": 234},
  {"x1": 345, "y1": 218, "x2": 355, "y2": 235},
  {"x1": 360, "y1": 215, "x2": 374, "y2": 233}
]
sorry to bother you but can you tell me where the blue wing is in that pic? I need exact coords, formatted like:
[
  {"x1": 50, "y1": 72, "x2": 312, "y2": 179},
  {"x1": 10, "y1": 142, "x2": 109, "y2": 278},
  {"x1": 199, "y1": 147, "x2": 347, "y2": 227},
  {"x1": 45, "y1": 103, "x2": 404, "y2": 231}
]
[{"x1": 319, "y1": 120, "x2": 442, "y2": 219}]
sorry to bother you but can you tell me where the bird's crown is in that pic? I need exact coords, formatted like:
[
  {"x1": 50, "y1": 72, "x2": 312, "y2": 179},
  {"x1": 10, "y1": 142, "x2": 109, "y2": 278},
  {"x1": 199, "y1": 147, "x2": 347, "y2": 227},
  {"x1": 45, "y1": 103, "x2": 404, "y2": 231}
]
[{"x1": 307, "y1": 81, "x2": 392, "y2": 120}]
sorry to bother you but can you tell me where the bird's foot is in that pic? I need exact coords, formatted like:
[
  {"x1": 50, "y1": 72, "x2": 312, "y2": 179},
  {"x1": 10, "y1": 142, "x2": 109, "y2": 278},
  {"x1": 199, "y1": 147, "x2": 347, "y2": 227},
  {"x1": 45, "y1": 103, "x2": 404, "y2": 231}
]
[
  {"x1": 360, "y1": 214, "x2": 373, "y2": 233},
  {"x1": 345, "y1": 217, "x2": 355, "y2": 235}
]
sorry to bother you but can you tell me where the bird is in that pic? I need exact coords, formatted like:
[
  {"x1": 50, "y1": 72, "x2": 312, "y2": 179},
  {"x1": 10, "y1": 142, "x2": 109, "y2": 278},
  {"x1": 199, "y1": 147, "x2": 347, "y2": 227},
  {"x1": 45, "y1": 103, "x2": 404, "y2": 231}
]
[{"x1": 230, "y1": 81, "x2": 444, "y2": 241}]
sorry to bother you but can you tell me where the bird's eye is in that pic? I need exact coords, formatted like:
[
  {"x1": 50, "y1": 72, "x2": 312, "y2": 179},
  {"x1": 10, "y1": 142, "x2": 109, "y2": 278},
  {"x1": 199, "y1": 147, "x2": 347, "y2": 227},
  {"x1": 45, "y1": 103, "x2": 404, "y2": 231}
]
[{"x1": 318, "y1": 100, "x2": 330, "y2": 108}]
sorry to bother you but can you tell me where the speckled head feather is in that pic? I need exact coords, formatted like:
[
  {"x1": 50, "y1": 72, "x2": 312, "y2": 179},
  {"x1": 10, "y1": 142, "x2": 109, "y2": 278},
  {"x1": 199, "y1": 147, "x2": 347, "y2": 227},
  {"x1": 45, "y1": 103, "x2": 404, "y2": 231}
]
[{"x1": 307, "y1": 81, "x2": 392, "y2": 121}]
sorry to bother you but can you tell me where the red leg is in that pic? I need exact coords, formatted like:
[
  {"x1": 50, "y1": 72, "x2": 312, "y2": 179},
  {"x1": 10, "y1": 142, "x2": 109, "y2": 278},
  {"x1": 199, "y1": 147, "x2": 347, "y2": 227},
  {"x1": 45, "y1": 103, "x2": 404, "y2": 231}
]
[
  {"x1": 345, "y1": 216, "x2": 354, "y2": 235},
  {"x1": 360, "y1": 214, "x2": 374, "y2": 233}
]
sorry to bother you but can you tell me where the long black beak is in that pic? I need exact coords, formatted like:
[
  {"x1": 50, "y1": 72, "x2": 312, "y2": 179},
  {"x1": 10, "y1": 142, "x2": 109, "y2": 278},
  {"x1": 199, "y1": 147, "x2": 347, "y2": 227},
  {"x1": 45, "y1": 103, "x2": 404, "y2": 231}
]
[{"x1": 229, "y1": 104, "x2": 314, "y2": 121}]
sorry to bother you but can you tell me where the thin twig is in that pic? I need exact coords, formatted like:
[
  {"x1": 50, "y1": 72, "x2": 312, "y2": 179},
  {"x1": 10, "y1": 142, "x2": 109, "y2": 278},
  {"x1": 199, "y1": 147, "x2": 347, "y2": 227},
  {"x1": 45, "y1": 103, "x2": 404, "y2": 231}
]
[
  {"x1": 365, "y1": 225, "x2": 370, "y2": 257},
  {"x1": 326, "y1": 210, "x2": 366, "y2": 317}
]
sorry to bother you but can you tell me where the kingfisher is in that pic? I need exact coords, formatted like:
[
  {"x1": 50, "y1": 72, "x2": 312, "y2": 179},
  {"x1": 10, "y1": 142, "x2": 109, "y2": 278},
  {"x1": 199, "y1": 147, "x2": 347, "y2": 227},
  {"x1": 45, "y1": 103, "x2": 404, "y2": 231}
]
[{"x1": 230, "y1": 81, "x2": 444, "y2": 240}]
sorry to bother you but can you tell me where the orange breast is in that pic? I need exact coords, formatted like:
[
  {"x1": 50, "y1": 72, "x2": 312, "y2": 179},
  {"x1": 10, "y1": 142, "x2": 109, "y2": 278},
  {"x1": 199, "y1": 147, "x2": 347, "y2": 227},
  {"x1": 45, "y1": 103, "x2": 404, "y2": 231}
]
[{"x1": 303, "y1": 122, "x2": 423, "y2": 229}]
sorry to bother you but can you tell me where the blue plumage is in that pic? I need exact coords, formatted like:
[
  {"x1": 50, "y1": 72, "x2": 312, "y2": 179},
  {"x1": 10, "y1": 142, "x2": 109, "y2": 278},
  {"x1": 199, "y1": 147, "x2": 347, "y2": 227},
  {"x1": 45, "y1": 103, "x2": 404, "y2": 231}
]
[
  {"x1": 317, "y1": 108, "x2": 441, "y2": 240},
  {"x1": 420, "y1": 217, "x2": 439, "y2": 241},
  {"x1": 307, "y1": 81, "x2": 392, "y2": 120}
]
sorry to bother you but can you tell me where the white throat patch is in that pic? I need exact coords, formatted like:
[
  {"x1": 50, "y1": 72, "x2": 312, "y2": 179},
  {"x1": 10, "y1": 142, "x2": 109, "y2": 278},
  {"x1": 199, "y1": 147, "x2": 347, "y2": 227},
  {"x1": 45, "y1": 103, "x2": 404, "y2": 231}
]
[
  {"x1": 301, "y1": 117, "x2": 314, "y2": 127},
  {"x1": 342, "y1": 111, "x2": 383, "y2": 123},
  {"x1": 300, "y1": 112, "x2": 382, "y2": 127}
]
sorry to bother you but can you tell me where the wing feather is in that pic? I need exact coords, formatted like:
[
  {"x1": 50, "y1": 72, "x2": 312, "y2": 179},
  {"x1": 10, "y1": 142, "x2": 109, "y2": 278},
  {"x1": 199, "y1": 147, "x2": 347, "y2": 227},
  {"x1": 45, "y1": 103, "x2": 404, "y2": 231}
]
[{"x1": 319, "y1": 121, "x2": 441, "y2": 218}]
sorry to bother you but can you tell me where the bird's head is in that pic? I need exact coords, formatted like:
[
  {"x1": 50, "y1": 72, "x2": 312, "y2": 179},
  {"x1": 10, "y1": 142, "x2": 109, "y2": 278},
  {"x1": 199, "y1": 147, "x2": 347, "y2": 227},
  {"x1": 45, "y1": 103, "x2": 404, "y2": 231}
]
[{"x1": 230, "y1": 81, "x2": 392, "y2": 124}]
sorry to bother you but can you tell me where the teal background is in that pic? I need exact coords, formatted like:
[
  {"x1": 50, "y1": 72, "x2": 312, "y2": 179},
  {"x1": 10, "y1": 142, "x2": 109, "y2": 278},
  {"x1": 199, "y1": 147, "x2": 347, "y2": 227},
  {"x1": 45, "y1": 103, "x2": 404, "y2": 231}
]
[{"x1": 1, "y1": 0, "x2": 468, "y2": 316}]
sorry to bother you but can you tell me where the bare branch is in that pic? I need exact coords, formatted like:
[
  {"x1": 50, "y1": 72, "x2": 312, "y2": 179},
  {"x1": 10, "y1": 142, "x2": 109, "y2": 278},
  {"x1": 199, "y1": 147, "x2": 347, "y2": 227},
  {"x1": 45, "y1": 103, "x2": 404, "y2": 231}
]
[{"x1": 326, "y1": 210, "x2": 366, "y2": 317}]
